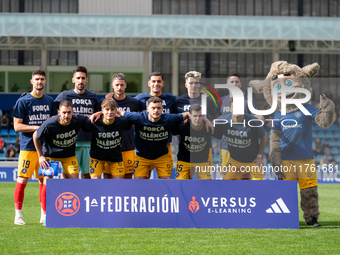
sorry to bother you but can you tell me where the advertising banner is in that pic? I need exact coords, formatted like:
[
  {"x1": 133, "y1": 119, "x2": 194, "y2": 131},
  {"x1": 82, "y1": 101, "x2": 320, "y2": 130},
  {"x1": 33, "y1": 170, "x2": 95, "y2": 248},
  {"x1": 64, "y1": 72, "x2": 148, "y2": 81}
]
[{"x1": 47, "y1": 180, "x2": 299, "y2": 229}]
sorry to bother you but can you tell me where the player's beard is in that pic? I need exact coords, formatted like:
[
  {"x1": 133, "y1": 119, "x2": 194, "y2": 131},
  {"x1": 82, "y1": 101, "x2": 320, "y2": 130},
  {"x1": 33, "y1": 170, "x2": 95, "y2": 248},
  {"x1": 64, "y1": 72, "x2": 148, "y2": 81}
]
[
  {"x1": 35, "y1": 84, "x2": 45, "y2": 91},
  {"x1": 76, "y1": 84, "x2": 85, "y2": 91}
]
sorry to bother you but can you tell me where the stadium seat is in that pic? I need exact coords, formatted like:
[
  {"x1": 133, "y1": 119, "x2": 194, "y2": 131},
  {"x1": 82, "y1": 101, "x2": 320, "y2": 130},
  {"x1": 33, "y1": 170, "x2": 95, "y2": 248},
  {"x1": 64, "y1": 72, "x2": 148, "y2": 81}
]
[
  {"x1": 337, "y1": 139, "x2": 340, "y2": 146},
  {"x1": 331, "y1": 147, "x2": 339, "y2": 155},
  {"x1": 315, "y1": 155, "x2": 323, "y2": 163},
  {"x1": 325, "y1": 131, "x2": 333, "y2": 139},
  {"x1": 312, "y1": 131, "x2": 317, "y2": 138},
  {"x1": 329, "y1": 140, "x2": 336, "y2": 147},
  {"x1": 314, "y1": 125, "x2": 322, "y2": 131},
  {"x1": 333, "y1": 132, "x2": 340, "y2": 139},
  {"x1": 317, "y1": 131, "x2": 325, "y2": 139},
  {"x1": 7, "y1": 137, "x2": 16, "y2": 145},
  {"x1": 0, "y1": 153, "x2": 6, "y2": 158},
  {"x1": 1, "y1": 129, "x2": 8, "y2": 137},
  {"x1": 9, "y1": 129, "x2": 17, "y2": 137},
  {"x1": 334, "y1": 155, "x2": 340, "y2": 163},
  {"x1": 331, "y1": 124, "x2": 339, "y2": 131}
]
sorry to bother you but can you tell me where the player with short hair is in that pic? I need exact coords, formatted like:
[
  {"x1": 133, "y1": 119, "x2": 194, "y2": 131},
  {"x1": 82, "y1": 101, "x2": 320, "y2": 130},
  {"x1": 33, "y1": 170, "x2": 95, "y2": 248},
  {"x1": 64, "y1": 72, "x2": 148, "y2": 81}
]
[
  {"x1": 118, "y1": 97, "x2": 189, "y2": 179},
  {"x1": 104, "y1": 73, "x2": 139, "y2": 179},
  {"x1": 33, "y1": 100, "x2": 88, "y2": 223},
  {"x1": 176, "y1": 71, "x2": 221, "y2": 167},
  {"x1": 13, "y1": 69, "x2": 57, "y2": 225},
  {"x1": 176, "y1": 71, "x2": 220, "y2": 119},
  {"x1": 218, "y1": 74, "x2": 263, "y2": 179},
  {"x1": 54, "y1": 66, "x2": 100, "y2": 179},
  {"x1": 172, "y1": 104, "x2": 212, "y2": 179},
  {"x1": 82, "y1": 98, "x2": 132, "y2": 179},
  {"x1": 135, "y1": 72, "x2": 178, "y2": 176},
  {"x1": 213, "y1": 97, "x2": 267, "y2": 180}
]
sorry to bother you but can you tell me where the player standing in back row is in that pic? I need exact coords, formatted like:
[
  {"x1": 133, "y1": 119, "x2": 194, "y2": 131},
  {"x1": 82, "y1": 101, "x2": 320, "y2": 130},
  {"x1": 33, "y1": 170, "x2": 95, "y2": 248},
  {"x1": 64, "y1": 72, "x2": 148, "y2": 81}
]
[
  {"x1": 135, "y1": 72, "x2": 177, "y2": 176},
  {"x1": 13, "y1": 69, "x2": 57, "y2": 225},
  {"x1": 104, "y1": 73, "x2": 139, "y2": 179},
  {"x1": 55, "y1": 66, "x2": 100, "y2": 179}
]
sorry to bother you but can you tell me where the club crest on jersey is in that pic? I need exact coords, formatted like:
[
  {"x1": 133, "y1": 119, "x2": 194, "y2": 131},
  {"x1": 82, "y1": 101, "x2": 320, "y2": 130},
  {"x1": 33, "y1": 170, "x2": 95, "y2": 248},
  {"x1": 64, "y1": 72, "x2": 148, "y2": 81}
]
[
  {"x1": 295, "y1": 112, "x2": 302, "y2": 118},
  {"x1": 21, "y1": 169, "x2": 27, "y2": 174}
]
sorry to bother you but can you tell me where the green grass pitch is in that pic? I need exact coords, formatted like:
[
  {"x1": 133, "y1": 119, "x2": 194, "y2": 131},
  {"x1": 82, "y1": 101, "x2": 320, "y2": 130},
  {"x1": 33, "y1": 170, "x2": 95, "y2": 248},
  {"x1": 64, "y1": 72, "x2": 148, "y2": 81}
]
[{"x1": 1, "y1": 182, "x2": 340, "y2": 254}]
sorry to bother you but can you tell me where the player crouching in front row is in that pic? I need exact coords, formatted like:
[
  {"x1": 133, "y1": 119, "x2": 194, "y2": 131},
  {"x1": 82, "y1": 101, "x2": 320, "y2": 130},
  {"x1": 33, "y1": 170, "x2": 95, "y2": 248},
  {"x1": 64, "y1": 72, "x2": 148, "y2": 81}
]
[
  {"x1": 82, "y1": 98, "x2": 132, "y2": 179},
  {"x1": 33, "y1": 100, "x2": 88, "y2": 224},
  {"x1": 172, "y1": 104, "x2": 213, "y2": 179},
  {"x1": 213, "y1": 97, "x2": 267, "y2": 180},
  {"x1": 118, "y1": 97, "x2": 190, "y2": 179}
]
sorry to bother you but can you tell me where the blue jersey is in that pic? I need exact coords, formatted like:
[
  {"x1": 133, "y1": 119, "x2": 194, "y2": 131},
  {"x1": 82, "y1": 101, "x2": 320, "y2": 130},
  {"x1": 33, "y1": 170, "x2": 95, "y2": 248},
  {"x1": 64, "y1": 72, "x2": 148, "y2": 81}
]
[
  {"x1": 36, "y1": 114, "x2": 88, "y2": 158},
  {"x1": 176, "y1": 93, "x2": 220, "y2": 118},
  {"x1": 124, "y1": 112, "x2": 183, "y2": 159},
  {"x1": 218, "y1": 94, "x2": 259, "y2": 150},
  {"x1": 82, "y1": 117, "x2": 132, "y2": 162},
  {"x1": 214, "y1": 113, "x2": 265, "y2": 163},
  {"x1": 172, "y1": 120, "x2": 212, "y2": 163},
  {"x1": 103, "y1": 95, "x2": 139, "y2": 151},
  {"x1": 273, "y1": 104, "x2": 318, "y2": 160},
  {"x1": 135, "y1": 93, "x2": 177, "y2": 114},
  {"x1": 13, "y1": 93, "x2": 57, "y2": 151},
  {"x1": 55, "y1": 89, "x2": 100, "y2": 141}
]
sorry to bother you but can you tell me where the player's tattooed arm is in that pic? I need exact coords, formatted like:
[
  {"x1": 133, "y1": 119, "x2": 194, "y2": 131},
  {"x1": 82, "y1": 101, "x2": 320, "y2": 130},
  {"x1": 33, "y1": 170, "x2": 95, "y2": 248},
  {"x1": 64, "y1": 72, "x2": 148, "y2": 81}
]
[
  {"x1": 32, "y1": 131, "x2": 49, "y2": 169},
  {"x1": 14, "y1": 118, "x2": 39, "y2": 133}
]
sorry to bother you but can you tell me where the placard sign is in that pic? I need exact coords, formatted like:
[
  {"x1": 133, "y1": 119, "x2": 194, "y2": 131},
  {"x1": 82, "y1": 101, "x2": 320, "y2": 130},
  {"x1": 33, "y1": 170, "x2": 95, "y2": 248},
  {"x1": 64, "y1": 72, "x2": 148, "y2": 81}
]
[{"x1": 46, "y1": 180, "x2": 299, "y2": 229}]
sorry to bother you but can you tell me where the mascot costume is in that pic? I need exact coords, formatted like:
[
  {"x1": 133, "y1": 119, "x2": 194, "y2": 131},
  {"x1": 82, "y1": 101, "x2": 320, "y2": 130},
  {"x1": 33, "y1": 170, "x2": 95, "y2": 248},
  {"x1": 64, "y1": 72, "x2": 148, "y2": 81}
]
[{"x1": 250, "y1": 61, "x2": 335, "y2": 226}]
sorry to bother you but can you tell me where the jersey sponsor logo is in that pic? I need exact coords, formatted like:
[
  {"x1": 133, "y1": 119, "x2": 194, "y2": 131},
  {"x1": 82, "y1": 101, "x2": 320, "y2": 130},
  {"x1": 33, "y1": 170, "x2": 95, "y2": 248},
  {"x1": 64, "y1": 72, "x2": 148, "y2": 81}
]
[
  {"x1": 265, "y1": 198, "x2": 290, "y2": 213},
  {"x1": 188, "y1": 196, "x2": 199, "y2": 213},
  {"x1": 55, "y1": 192, "x2": 80, "y2": 216}
]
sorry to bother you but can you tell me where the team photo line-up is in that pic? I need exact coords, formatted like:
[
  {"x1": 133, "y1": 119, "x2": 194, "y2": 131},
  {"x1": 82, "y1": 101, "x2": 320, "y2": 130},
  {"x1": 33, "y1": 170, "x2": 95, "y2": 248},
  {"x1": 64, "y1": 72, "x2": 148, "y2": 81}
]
[{"x1": 13, "y1": 61, "x2": 335, "y2": 227}]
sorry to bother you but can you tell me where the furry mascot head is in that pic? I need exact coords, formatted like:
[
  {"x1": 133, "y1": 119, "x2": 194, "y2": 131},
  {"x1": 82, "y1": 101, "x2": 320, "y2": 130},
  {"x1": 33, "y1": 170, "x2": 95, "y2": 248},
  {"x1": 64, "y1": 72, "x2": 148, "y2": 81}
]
[
  {"x1": 249, "y1": 61, "x2": 335, "y2": 227},
  {"x1": 250, "y1": 60, "x2": 334, "y2": 125}
]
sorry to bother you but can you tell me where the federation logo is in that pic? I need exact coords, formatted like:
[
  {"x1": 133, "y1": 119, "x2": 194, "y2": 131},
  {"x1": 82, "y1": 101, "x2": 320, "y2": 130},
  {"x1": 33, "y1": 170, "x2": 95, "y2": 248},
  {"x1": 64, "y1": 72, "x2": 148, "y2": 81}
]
[
  {"x1": 21, "y1": 169, "x2": 27, "y2": 174},
  {"x1": 55, "y1": 192, "x2": 80, "y2": 216},
  {"x1": 295, "y1": 112, "x2": 301, "y2": 118},
  {"x1": 266, "y1": 198, "x2": 290, "y2": 213},
  {"x1": 188, "y1": 196, "x2": 199, "y2": 213}
]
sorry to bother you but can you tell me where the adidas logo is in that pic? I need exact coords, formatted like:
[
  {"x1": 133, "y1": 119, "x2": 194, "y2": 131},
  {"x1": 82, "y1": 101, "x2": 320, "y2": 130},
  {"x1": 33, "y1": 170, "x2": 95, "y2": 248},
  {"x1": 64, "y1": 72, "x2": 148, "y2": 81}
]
[{"x1": 266, "y1": 198, "x2": 290, "y2": 213}]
